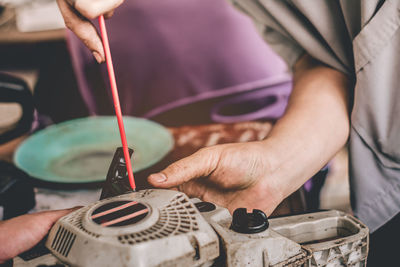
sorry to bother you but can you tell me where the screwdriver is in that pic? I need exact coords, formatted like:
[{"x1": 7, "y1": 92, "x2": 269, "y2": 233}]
[{"x1": 98, "y1": 15, "x2": 136, "y2": 191}]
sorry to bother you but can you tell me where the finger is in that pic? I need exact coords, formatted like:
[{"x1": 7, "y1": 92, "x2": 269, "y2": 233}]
[
  {"x1": 180, "y1": 179, "x2": 232, "y2": 207},
  {"x1": 73, "y1": 0, "x2": 124, "y2": 20},
  {"x1": 179, "y1": 179, "x2": 211, "y2": 199},
  {"x1": 148, "y1": 148, "x2": 219, "y2": 188},
  {"x1": 57, "y1": 0, "x2": 105, "y2": 63}
]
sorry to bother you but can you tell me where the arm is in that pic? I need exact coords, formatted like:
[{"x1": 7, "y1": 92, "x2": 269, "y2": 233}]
[
  {"x1": 148, "y1": 54, "x2": 350, "y2": 215},
  {"x1": 260, "y1": 54, "x2": 350, "y2": 202}
]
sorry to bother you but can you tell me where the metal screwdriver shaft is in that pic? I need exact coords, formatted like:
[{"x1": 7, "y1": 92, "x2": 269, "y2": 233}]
[{"x1": 98, "y1": 15, "x2": 136, "y2": 191}]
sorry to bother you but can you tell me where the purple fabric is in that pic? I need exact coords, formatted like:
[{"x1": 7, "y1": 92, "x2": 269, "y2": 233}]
[
  {"x1": 68, "y1": 34, "x2": 98, "y2": 116},
  {"x1": 304, "y1": 180, "x2": 313, "y2": 192},
  {"x1": 68, "y1": 0, "x2": 292, "y2": 122},
  {"x1": 210, "y1": 80, "x2": 292, "y2": 123}
]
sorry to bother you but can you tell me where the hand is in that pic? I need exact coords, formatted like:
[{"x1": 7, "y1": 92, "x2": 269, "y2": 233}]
[
  {"x1": 0, "y1": 208, "x2": 79, "y2": 263},
  {"x1": 57, "y1": 0, "x2": 124, "y2": 63},
  {"x1": 148, "y1": 142, "x2": 283, "y2": 215}
]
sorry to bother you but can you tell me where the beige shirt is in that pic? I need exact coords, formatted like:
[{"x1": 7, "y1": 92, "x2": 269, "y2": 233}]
[{"x1": 232, "y1": 0, "x2": 400, "y2": 232}]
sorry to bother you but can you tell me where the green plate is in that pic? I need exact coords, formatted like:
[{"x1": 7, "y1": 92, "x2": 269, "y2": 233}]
[{"x1": 14, "y1": 116, "x2": 174, "y2": 183}]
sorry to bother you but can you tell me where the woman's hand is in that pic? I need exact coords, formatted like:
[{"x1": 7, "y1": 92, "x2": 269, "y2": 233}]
[{"x1": 57, "y1": 0, "x2": 124, "y2": 63}]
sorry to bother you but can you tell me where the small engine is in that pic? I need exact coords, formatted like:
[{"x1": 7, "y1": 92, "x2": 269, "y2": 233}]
[
  {"x1": 12, "y1": 148, "x2": 369, "y2": 266},
  {"x1": 46, "y1": 189, "x2": 308, "y2": 266}
]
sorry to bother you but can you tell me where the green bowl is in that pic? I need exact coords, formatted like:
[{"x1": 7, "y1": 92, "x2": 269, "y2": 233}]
[{"x1": 14, "y1": 116, "x2": 174, "y2": 183}]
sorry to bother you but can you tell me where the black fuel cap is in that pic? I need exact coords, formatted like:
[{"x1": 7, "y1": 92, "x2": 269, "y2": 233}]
[{"x1": 230, "y1": 208, "x2": 269, "y2": 234}]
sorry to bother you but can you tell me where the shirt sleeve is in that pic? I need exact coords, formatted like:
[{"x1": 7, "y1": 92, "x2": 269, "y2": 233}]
[
  {"x1": 260, "y1": 25, "x2": 305, "y2": 69},
  {"x1": 230, "y1": 0, "x2": 304, "y2": 70},
  {"x1": 229, "y1": 0, "x2": 353, "y2": 75}
]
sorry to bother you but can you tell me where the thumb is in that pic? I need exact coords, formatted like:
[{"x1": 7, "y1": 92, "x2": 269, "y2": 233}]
[{"x1": 148, "y1": 148, "x2": 219, "y2": 188}]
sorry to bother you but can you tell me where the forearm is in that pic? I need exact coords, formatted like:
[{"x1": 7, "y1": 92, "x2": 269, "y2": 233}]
[{"x1": 262, "y1": 54, "x2": 351, "y2": 200}]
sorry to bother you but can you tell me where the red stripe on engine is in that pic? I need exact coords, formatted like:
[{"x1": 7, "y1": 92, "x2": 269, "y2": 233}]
[
  {"x1": 101, "y1": 208, "x2": 149, "y2": 227},
  {"x1": 91, "y1": 201, "x2": 138, "y2": 219}
]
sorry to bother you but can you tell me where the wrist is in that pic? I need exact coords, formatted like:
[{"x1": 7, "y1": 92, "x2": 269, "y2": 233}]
[
  {"x1": 252, "y1": 140, "x2": 287, "y2": 208},
  {"x1": 257, "y1": 137, "x2": 315, "y2": 202}
]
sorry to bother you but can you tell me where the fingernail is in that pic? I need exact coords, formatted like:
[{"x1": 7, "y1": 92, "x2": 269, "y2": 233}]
[
  {"x1": 92, "y1": 51, "x2": 103, "y2": 63},
  {"x1": 150, "y1": 173, "x2": 167, "y2": 183}
]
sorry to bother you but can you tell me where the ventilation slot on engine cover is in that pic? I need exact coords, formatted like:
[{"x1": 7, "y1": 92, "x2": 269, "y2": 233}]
[{"x1": 51, "y1": 226, "x2": 76, "y2": 257}]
